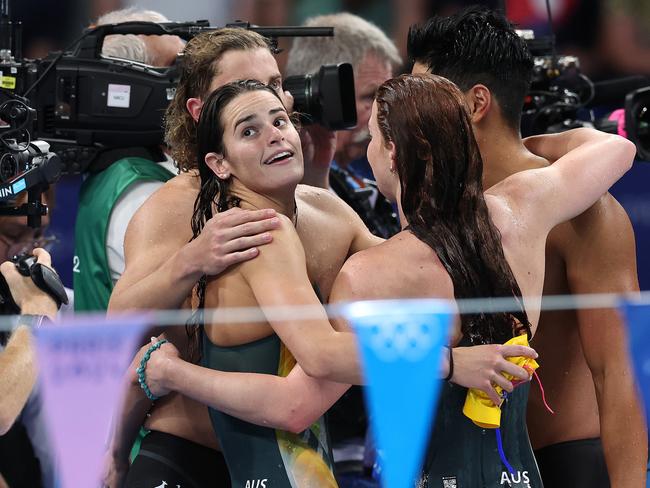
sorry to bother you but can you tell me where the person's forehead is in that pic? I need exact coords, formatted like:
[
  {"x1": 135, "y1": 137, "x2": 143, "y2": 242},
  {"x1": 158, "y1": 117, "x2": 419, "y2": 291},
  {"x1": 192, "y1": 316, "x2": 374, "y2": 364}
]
[
  {"x1": 223, "y1": 91, "x2": 283, "y2": 127},
  {"x1": 210, "y1": 48, "x2": 280, "y2": 90}
]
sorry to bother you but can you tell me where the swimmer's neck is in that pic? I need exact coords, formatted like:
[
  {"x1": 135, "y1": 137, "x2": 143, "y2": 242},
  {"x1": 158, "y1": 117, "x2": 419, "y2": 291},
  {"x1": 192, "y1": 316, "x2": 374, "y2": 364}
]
[
  {"x1": 394, "y1": 185, "x2": 409, "y2": 231},
  {"x1": 474, "y1": 124, "x2": 548, "y2": 189},
  {"x1": 229, "y1": 179, "x2": 297, "y2": 220}
]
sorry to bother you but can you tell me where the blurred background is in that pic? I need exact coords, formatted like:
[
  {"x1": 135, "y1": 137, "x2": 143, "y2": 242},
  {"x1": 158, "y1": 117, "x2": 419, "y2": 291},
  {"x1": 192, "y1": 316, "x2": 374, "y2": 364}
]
[{"x1": 17, "y1": 0, "x2": 650, "y2": 79}]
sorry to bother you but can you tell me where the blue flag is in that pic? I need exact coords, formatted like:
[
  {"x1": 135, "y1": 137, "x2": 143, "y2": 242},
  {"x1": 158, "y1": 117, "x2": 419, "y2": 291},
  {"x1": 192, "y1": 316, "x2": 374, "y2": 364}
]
[
  {"x1": 621, "y1": 301, "x2": 650, "y2": 425},
  {"x1": 343, "y1": 299, "x2": 454, "y2": 488}
]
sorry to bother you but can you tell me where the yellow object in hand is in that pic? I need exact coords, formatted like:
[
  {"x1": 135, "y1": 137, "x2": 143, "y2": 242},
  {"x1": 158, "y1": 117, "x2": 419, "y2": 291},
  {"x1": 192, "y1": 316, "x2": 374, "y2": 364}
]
[{"x1": 462, "y1": 335, "x2": 539, "y2": 429}]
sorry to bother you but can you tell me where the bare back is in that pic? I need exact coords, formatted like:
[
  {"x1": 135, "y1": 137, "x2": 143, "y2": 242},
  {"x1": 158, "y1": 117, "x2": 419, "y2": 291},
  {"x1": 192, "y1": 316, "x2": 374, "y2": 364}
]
[
  {"x1": 329, "y1": 195, "x2": 547, "y2": 342},
  {"x1": 331, "y1": 130, "x2": 635, "y2": 345}
]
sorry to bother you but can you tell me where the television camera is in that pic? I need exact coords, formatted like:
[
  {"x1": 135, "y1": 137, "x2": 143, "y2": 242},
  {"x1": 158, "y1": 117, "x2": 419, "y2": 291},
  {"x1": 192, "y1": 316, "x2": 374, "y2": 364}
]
[
  {"x1": 519, "y1": 29, "x2": 650, "y2": 160},
  {"x1": 0, "y1": 8, "x2": 358, "y2": 228}
]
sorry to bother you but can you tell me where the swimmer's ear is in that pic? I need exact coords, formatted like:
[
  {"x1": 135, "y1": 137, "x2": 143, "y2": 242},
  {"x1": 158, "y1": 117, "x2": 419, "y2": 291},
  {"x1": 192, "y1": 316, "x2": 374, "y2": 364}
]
[
  {"x1": 205, "y1": 152, "x2": 230, "y2": 180},
  {"x1": 465, "y1": 84, "x2": 492, "y2": 124},
  {"x1": 186, "y1": 97, "x2": 203, "y2": 122},
  {"x1": 388, "y1": 141, "x2": 398, "y2": 173}
]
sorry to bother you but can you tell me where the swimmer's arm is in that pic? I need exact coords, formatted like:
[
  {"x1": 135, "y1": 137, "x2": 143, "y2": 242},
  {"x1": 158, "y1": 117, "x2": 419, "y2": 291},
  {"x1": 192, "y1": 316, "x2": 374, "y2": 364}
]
[
  {"x1": 349, "y1": 213, "x2": 384, "y2": 254},
  {"x1": 566, "y1": 197, "x2": 646, "y2": 486},
  {"x1": 104, "y1": 380, "x2": 151, "y2": 483},
  {"x1": 330, "y1": 250, "x2": 538, "y2": 405},
  {"x1": 109, "y1": 186, "x2": 279, "y2": 312},
  {"x1": 0, "y1": 250, "x2": 58, "y2": 435},
  {"x1": 0, "y1": 326, "x2": 36, "y2": 435},
  {"x1": 340, "y1": 197, "x2": 385, "y2": 254},
  {"x1": 160, "y1": 356, "x2": 350, "y2": 434},
  {"x1": 104, "y1": 338, "x2": 161, "y2": 486},
  {"x1": 240, "y1": 218, "x2": 363, "y2": 384},
  {"x1": 315, "y1": 187, "x2": 384, "y2": 255},
  {"x1": 506, "y1": 128, "x2": 635, "y2": 233}
]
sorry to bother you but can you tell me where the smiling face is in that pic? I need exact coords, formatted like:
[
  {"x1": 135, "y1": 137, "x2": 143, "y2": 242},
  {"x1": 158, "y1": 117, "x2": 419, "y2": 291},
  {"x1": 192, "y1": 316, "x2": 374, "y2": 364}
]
[{"x1": 206, "y1": 89, "x2": 304, "y2": 197}]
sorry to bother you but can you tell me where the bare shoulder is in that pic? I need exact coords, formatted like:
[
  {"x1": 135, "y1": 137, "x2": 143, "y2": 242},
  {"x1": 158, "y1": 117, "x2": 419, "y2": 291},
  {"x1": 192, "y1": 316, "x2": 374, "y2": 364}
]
[
  {"x1": 570, "y1": 192, "x2": 632, "y2": 236},
  {"x1": 331, "y1": 231, "x2": 452, "y2": 303},
  {"x1": 295, "y1": 184, "x2": 381, "y2": 254},
  {"x1": 486, "y1": 169, "x2": 552, "y2": 216},
  {"x1": 557, "y1": 192, "x2": 636, "y2": 265},
  {"x1": 123, "y1": 173, "x2": 199, "y2": 265},
  {"x1": 483, "y1": 193, "x2": 521, "y2": 245},
  {"x1": 330, "y1": 242, "x2": 390, "y2": 303},
  {"x1": 296, "y1": 184, "x2": 353, "y2": 215},
  {"x1": 240, "y1": 214, "x2": 304, "y2": 273},
  {"x1": 127, "y1": 172, "x2": 199, "y2": 242},
  {"x1": 143, "y1": 172, "x2": 200, "y2": 207}
]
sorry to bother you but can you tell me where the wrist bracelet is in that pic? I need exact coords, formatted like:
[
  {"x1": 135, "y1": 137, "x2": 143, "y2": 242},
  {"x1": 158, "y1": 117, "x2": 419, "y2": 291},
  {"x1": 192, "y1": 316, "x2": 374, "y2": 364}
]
[
  {"x1": 136, "y1": 339, "x2": 169, "y2": 401},
  {"x1": 443, "y1": 346, "x2": 454, "y2": 382},
  {"x1": 18, "y1": 314, "x2": 51, "y2": 329}
]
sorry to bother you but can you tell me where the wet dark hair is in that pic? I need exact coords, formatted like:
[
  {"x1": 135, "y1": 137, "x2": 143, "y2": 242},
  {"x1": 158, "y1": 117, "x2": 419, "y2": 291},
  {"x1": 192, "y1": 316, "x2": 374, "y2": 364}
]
[
  {"x1": 375, "y1": 73, "x2": 529, "y2": 344},
  {"x1": 407, "y1": 6, "x2": 533, "y2": 130},
  {"x1": 187, "y1": 79, "x2": 283, "y2": 360}
]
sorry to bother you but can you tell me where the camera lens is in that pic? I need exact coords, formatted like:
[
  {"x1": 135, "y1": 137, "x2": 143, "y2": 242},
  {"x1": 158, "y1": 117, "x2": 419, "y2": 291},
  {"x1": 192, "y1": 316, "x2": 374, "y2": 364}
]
[{"x1": 283, "y1": 63, "x2": 357, "y2": 130}]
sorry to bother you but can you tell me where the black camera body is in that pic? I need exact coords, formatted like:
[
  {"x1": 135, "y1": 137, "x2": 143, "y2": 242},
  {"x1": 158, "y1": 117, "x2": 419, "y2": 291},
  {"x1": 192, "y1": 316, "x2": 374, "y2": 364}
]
[
  {"x1": 518, "y1": 29, "x2": 650, "y2": 159},
  {"x1": 0, "y1": 253, "x2": 68, "y2": 315},
  {"x1": 27, "y1": 51, "x2": 179, "y2": 173},
  {"x1": 284, "y1": 63, "x2": 356, "y2": 131},
  {"x1": 0, "y1": 20, "x2": 357, "y2": 174},
  {"x1": 0, "y1": 87, "x2": 62, "y2": 227}
]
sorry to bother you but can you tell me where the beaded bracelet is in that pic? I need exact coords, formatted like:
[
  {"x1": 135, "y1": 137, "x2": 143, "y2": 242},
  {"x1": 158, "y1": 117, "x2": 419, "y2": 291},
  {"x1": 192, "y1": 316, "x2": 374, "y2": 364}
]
[{"x1": 136, "y1": 339, "x2": 169, "y2": 401}]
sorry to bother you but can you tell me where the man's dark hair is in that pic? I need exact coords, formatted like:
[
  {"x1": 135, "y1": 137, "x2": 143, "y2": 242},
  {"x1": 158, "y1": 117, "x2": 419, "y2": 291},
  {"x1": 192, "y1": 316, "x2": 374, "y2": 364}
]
[{"x1": 407, "y1": 6, "x2": 533, "y2": 130}]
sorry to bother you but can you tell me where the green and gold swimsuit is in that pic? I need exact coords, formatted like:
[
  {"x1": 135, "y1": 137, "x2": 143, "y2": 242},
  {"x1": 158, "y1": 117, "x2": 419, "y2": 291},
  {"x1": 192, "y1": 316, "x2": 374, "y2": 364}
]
[{"x1": 202, "y1": 332, "x2": 338, "y2": 488}]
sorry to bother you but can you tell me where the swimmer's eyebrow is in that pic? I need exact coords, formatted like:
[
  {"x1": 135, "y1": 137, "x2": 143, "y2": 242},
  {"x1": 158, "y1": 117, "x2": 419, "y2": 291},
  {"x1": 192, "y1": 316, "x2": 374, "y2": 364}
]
[
  {"x1": 233, "y1": 107, "x2": 287, "y2": 132},
  {"x1": 234, "y1": 114, "x2": 256, "y2": 132}
]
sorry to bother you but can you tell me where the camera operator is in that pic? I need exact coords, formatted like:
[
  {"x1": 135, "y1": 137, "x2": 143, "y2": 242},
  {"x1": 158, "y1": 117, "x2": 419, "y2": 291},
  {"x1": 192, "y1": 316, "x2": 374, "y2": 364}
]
[
  {"x1": 285, "y1": 13, "x2": 402, "y2": 238},
  {"x1": 73, "y1": 8, "x2": 182, "y2": 313},
  {"x1": 73, "y1": 8, "x2": 278, "y2": 312},
  {"x1": 0, "y1": 248, "x2": 58, "y2": 488},
  {"x1": 0, "y1": 248, "x2": 57, "y2": 432}
]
